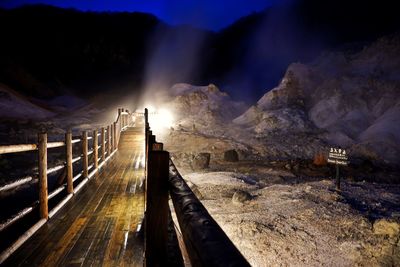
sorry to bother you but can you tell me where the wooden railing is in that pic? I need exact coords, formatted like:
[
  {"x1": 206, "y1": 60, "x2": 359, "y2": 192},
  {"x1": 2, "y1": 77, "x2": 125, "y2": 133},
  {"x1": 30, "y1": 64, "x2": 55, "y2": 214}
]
[
  {"x1": 0, "y1": 106, "x2": 249, "y2": 266},
  {"x1": 143, "y1": 108, "x2": 250, "y2": 267},
  {"x1": 0, "y1": 108, "x2": 133, "y2": 264}
]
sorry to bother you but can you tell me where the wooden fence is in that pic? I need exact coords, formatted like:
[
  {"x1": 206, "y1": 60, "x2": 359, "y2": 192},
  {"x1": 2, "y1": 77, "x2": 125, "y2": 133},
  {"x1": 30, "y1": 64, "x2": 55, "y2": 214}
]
[
  {"x1": 0, "y1": 106, "x2": 250, "y2": 266},
  {"x1": 0, "y1": 108, "x2": 133, "y2": 264},
  {"x1": 143, "y1": 108, "x2": 250, "y2": 267}
]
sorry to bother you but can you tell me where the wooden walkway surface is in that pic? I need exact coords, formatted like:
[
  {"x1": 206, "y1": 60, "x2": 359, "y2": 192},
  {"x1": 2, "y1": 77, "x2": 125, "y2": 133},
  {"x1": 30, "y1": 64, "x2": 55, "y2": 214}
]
[{"x1": 5, "y1": 127, "x2": 145, "y2": 267}]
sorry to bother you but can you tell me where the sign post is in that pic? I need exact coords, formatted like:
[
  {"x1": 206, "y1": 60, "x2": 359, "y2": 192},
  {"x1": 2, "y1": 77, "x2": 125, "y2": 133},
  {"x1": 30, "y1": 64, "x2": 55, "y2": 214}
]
[{"x1": 327, "y1": 147, "x2": 348, "y2": 191}]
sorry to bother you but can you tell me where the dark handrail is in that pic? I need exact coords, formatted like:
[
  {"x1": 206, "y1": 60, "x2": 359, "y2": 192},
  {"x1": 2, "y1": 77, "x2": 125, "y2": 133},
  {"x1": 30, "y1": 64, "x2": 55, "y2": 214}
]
[{"x1": 168, "y1": 160, "x2": 250, "y2": 267}]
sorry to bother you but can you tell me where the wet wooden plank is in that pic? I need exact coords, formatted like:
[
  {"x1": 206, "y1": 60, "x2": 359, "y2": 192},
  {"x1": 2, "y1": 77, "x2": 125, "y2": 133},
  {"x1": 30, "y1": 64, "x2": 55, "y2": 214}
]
[
  {"x1": 4, "y1": 127, "x2": 145, "y2": 267},
  {"x1": 41, "y1": 217, "x2": 88, "y2": 267}
]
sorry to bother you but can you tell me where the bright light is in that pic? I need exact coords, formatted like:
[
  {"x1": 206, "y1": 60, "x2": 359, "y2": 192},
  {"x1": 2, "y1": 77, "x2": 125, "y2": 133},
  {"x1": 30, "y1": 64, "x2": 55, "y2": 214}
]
[{"x1": 147, "y1": 107, "x2": 174, "y2": 136}]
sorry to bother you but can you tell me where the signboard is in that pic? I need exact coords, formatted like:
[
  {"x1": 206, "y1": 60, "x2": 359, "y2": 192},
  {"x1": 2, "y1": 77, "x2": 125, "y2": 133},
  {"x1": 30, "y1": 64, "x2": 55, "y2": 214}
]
[
  {"x1": 328, "y1": 147, "x2": 348, "y2": 166},
  {"x1": 328, "y1": 147, "x2": 349, "y2": 190}
]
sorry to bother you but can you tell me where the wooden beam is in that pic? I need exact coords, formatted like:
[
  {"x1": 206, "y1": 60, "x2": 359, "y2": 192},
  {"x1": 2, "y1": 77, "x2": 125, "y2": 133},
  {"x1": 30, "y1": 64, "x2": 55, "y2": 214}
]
[
  {"x1": 0, "y1": 144, "x2": 37, "y2": 155},
  {"x1": 38, "y1": 132, "x2": 48, "y2": 219},
  {"x1": 110, "y1": 124, "x2": 113, "y2": 152},
  {"x1": 93, "y1": 129, "x2": 98, "y2": 169},
  {"x1": 145, "y1": 150, "x2": 170, "y2": 267},
  {"x1": 113, "y1": 122, "x2": 117, "y2": 151},
  {"x1": 101, "y1": 127, "x2": 105, "y2": 161},
  {"x1": 82, "y1": 131, "x2": 88, "y2": 178},
  {"x1": 107, "y1": 125, "x2": 111, "y2": 157},
  {"x1": 66, "y1": 130, "x2": 73, "y2": 194},
  {"x1": 47, "y1": 142, "x2": 65, "y2": 149},
  {"x1": 168, "y1": 162, "x2": 250, "y2": 267}
]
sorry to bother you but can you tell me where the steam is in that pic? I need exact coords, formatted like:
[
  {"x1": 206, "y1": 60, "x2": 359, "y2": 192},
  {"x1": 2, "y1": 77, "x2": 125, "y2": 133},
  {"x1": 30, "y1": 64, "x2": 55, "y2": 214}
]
[
  {"x1": 139, "y1": 24, "x2": 208, "y2": 108},
  {"x1": 222, "y1": 0, "x2": 325, "y2": 103}
]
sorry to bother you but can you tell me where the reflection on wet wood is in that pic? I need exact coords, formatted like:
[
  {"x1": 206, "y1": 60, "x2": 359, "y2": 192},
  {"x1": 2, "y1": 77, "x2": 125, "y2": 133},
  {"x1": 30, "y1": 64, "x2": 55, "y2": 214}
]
[{"x1": 5, "y1": 127, "x2": 145, "y2": 267}]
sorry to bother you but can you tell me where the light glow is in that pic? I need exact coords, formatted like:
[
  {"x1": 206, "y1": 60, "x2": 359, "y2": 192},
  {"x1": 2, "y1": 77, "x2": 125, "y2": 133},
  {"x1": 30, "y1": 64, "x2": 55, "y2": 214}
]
[{"x1": 143, "y1": 106, "x2": 174, "y2": 136}]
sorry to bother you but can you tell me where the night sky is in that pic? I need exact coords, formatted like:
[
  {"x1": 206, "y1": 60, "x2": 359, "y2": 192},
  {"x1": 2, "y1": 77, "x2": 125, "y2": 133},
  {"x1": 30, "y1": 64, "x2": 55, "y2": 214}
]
[{"x1": 0, "y1": 0, "x2": 273, "y2": 30}]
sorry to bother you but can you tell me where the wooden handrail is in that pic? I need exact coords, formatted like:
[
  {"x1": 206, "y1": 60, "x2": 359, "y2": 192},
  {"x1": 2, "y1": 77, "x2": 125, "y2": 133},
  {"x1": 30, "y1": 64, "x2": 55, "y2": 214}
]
[
  {"x1": 0, "y1": 176, "x2": 36, "y2": 192},
  {"x1": 0, "y1": 141, "x2": 66, "y2": 155},
  {"x1": 145, "y1": 150, "x2": 170, "y2": 267},
  {"x1": 168, "y1": 161, "x2": 250, "y2": 267},
  {"x1": 144, "y1": 108, "x2": 249, "y2": 267},
  {"x1": 0, "y1": 108, "x2": 131, "y2": 265},
  {"x1": 47, "y1": 142, "x2": 65, "y2": 149},
  {"x1": 0, "y1": 144, "x2": 37, "y2": 154}
]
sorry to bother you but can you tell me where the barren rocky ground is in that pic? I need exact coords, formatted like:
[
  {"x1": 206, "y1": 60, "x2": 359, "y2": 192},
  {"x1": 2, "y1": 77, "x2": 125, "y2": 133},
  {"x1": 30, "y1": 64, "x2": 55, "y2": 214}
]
[
  {"x1": 182, "y1": 169, "x2": 400, "y2": 266},
  {"x1": 157, "y1": 47, "x2": 400, "y2": 265},
  {"x1": 162, "y1": 122, "x2": 400, "y2": 266}
]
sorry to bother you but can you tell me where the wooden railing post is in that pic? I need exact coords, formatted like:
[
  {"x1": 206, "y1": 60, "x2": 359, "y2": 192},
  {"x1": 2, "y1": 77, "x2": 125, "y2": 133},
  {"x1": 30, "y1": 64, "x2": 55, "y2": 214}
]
[
  {"x1": 110, "y1": 124, "x2": 113, "y2": 152},
  {"x1": 66, "y1": 130, "x2": 73, "y2": 194},
  {"x1": 113, "y1": 122, "x2": 117, "y2": 151},
  {"x1": 145, "y1": 150, "x2": 170, "y2": 267},
  {"x1": 101, "y1": 127, "x2": 105, "y2": 161},
  {"x1": 152, "y1": 142, "x2": 163, "y2": 151},
  {"x1": 144, "y1": 108, "x2": 149, "y2": 128},
  {"x1": 82, "y1": 131, "x2": 88, "y2": 178},
  {"x1": 107, "y1": 125, "x2": 111, "y2": 157},
  {"x1": 93, "y1": 129, "x2": 98, "y2": 169},
  {"x1": 38, "y1": 132, "x2": 48, "y2": 219},
  {"x1": 121, "y1": 114, "x2": 123, "y2": 129}
]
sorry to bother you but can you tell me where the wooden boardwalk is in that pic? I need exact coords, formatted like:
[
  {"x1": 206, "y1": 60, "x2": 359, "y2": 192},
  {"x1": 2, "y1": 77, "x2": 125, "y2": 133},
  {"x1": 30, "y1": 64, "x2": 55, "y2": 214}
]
[{"x1": 5, "y1": 127, "x2": 145, "y2": 267}]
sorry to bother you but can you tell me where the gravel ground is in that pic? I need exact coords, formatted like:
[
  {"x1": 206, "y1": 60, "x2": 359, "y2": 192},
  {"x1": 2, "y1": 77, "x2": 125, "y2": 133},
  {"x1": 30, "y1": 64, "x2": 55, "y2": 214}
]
[{"x1": 183, "y1": 170, "x2": 400, "y2": 267}]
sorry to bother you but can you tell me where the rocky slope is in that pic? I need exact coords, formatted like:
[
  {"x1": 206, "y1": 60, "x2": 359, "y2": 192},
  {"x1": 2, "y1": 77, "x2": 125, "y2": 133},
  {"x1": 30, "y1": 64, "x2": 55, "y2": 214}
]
[
  {"x1": 165, "y1": 83, "x2": 247, "y2": 131},
  {"x1": 234, "y1": 34, "x2": 400, "y2": 167},
  {"x1": 0, "y1": 83, "x2": 106, "y2": 145},
  {"x1": 0, "y1": 83, "x2": 54, "y2": 120}
]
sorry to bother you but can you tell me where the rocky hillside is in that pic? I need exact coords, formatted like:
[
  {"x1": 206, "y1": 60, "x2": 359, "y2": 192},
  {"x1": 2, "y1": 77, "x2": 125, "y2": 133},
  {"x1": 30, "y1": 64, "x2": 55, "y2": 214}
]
[
  {"x1": 165, "y1": 83, "x2": 247, "y2": 130},
  {"x1": 1, "y1": 1, "x2": 399, "y2": 102},
  {"x1": 234, "y1": 34, "x2": 400, "y2": 166},
  {"x1": 0, "y1": 84, "x2": 54, "y2": 120}
]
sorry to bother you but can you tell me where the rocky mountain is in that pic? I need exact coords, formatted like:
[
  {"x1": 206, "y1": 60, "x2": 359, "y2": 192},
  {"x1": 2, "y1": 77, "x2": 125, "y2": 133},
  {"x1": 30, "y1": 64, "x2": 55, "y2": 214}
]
[
  {"x1": 1, "y1": 1, "x2": 399, "y2": 103},
  {"x1": 234, "y1": 34, "x2": 400, "y2": 166},
  {"x1": 165, "y1": 83, "x2": 247, "y2": 129},
  {"x1": 0, "y1": 5, "x2": 162, "y2": 99}
]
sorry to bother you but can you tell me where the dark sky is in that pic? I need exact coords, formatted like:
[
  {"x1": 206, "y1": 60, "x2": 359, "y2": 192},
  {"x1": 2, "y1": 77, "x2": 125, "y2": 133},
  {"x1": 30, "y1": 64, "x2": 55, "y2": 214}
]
[{"x1": 0, "y1": 0, "x2": 273, "y2": 30}]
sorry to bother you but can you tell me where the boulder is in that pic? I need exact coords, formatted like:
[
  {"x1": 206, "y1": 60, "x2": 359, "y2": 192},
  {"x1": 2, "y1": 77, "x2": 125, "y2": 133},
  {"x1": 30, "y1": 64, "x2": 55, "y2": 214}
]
[
  {"x1": 192, "y1": 153, "x2": 210, "y2": 170},
  {"x1": 224, "y1": 149, "x2": 239, "y2": 162},
  {"x1": 232, "y1": 190, "x2": 252, "y2": 205}
]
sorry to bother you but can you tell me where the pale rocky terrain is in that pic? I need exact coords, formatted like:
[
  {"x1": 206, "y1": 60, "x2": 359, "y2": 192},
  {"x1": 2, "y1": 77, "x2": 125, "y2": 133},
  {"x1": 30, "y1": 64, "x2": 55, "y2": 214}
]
[
  {"x1": 184, "y1": 172, "x2": 400, "y2": 267},
  {"x1": 159, "y1": 83, "x2": 400, "y2": 266},
  {"x1": 157, "y1": 34, "x2": 400, "y2": 266},
  {"x1": 234, "y1": 34, "x2": 400, "y2": 167}
]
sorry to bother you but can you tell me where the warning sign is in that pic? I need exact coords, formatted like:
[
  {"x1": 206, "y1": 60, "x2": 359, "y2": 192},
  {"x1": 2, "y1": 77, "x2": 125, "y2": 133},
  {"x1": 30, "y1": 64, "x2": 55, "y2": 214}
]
[{"x1": 328, "y1": 147, "x2": 348, "y2": 166}]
